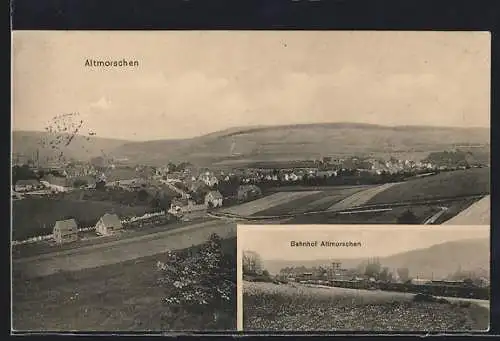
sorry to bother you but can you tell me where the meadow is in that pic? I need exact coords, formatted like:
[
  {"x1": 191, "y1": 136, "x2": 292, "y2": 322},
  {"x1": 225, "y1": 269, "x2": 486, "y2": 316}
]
[
  {"x1": 13, "y1": 237, "x2": 237, "y2": 332},
  {"x1": 220, "y1": 191, "x2": 320, "y2": 217},
  {"x1": 367, "y1": 168, "x2": 490, "y2": 205},
  {"x1": 251, "y1": 186, "x2": 369, "y2": 217},
  {"x1": 242, "y1": 281, "x2": 489, "y2": 331}
]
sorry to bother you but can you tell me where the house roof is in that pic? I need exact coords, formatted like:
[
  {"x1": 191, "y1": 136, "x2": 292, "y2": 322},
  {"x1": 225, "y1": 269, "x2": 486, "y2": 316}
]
[
  {"x1": 54, "y1": 219, "x2": 78, "y2": 231},
  {"x1": 206, "y1": 190, "x2": 223, "y2": 199},
  {"x1": 100, "y1": 213, "x2": 123, "y2": 228}
]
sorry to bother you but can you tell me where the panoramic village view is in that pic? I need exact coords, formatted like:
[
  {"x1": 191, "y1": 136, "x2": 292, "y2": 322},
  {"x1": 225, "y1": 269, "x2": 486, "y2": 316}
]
[{"x1": 12, "y1": 31, "x2": 490, "y2": 332}]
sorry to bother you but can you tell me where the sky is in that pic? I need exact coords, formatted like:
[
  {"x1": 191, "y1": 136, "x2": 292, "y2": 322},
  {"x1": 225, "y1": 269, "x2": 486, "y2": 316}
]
[
  {"x1": 237, "y1": 225, "x2": 490, "y2": 261},
  {"x1": 12, "y1": 31, "x2": 491, "y2": 141}
]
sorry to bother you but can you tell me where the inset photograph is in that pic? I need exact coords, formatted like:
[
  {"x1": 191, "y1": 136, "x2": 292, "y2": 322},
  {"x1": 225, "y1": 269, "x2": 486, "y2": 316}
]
[{"x1": 237, "y1": 225, "x2": 490, "y2": 332}]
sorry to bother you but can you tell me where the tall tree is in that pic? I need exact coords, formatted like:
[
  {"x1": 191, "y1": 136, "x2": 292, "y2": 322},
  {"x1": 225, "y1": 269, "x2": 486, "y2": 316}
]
[{"x1": 242, "y1": 250, "x2": 263, "y2": 275}]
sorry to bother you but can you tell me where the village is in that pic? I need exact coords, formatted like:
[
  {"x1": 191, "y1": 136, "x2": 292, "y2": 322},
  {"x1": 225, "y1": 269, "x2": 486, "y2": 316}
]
[{"x1": 11, "y1": 148, "x2": 488, "y2": 246}]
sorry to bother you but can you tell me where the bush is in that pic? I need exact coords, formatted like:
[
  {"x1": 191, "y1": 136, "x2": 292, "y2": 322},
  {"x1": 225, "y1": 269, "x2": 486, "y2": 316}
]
[{"x1": 155, "y1": 233, "x2": 236, "y2": 328}]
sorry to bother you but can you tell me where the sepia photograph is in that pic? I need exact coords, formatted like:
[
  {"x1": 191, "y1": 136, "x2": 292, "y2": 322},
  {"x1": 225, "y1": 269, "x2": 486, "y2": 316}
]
[
  {"x1": 237, "y1": 225, "x2": 490, "y2": 332},
  {"x1": 11, "y1": 31, "x2": 490, "y2": 332}
]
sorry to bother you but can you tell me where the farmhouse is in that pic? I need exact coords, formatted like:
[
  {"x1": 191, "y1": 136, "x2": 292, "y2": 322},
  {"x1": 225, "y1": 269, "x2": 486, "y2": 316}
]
[
  {"x1": 53, "y1": 219, "x2": 78, "y2": 244},
  {"x1": 205, "y1": 190, "x2": 223, "y2": 208},
  {"x1": 95, "y1": 213, "x2": 123, "y2": 236}
]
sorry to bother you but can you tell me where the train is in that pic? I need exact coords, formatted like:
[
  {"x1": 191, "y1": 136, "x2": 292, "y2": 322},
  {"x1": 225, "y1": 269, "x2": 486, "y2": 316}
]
[{"x1": 288, "y1": 275, "x2": 489, "y2": 300}]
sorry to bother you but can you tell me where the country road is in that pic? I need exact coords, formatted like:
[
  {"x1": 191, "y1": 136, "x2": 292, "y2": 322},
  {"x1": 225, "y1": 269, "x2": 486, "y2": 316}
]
[{"x1": 13, "y1": 219, "x2": 237, "y2": 279}]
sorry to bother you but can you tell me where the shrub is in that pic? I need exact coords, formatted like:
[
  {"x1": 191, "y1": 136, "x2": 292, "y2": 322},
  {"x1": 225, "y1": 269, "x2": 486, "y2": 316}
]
[{"x1": 155, "y1": 233, "x2": 235, "y2": 328}]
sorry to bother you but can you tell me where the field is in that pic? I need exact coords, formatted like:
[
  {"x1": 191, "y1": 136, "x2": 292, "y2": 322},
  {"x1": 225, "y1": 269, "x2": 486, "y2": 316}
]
[
  {"x1": 13, "y1": 220, "x2": 236, "y2": 279},
  {"x1": 367, "y1": 168, "x2": 490, "y2": 205},
  {"x1": 242, "y1": 281, "x2": 489, "y2": 331},
  {"x1": 327, "y1": 183, "x2": 400, "y2": 210},
  {"x1": 216, "y1": 170, "x2": 489, "y2": 224},
  {"x1": 13, "y1": 237, "x2": 237, "y2": 332},
  {"x1": 12, "y1": 198, "x2": 152, "y2": 241},
  {"x1": 251, "y1": 187, "x2": 370, "y2": 217},
  {"x1": 220, "y1": 191, "x2": 320, "y2": 217}
]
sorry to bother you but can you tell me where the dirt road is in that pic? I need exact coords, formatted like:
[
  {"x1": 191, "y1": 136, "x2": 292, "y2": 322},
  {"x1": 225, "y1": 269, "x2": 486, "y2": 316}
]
[{"x1": 13, "y1": 220, "x2": 236, "y2": 279}]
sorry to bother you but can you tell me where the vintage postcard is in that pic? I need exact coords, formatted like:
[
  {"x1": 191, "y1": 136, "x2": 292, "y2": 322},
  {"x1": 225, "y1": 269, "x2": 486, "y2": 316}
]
[
  {"x1": 11, "y1": 31, "x2": 490, "y2": 332},
  {"x1": 237, "y1": 224, "x2": 490, "y2": 332}
]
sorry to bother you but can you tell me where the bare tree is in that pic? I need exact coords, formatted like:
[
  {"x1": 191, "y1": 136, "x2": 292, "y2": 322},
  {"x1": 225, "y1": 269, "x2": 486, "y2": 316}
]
[{"x1": 242, "y1": 250, "x2": 263, "y2": 275}]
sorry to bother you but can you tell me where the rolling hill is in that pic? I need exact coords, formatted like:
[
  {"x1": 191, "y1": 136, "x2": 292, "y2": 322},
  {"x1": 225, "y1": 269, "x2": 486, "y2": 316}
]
[
  {"x1": 13, "y1": 123, "x2": 490, "y2": 166},
  {"x1": 262, "y1": 237, "x2": 490, "y2": 280},
  {"x1": 109, "y1": 123, "x2": 491, "y2": 166},
  {"x1": 12, "y1": 131, "x2": 130, "y2": 164}
]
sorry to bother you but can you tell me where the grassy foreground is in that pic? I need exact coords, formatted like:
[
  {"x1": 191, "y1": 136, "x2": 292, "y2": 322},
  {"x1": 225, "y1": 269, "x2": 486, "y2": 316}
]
[
  {"x1": 242, "y1": 282, "x2": 489, "y2": 332},
  {"x1": 13, "y1": 237, "x2": 237, "y2": 332}
]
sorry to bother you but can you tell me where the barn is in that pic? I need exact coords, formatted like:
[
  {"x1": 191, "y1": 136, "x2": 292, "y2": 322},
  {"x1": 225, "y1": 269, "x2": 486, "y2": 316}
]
[
  {"x1": 95, "y1": 213, "x2": 123, "y2": 236},
  {"x1": 53, "y1": 219, "x2": 78, "y2": 244}
]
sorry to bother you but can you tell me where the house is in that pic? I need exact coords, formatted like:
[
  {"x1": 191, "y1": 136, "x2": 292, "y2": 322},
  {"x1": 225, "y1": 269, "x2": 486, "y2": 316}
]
[
  {"x1": 169, "y1": 197, "x2": 207, "y2": 215},
  {"x1": 199, "y1": 173, "x2": 219, "y2": 187},
  {"x1": 53, "y1": 219, "x2": 78, "y2": 244},
  {"x1": 14, "y1": 179, "x2": 42, "y2": 192},
  {"x1": 205, "y1": 190, "x2": 223, "y2": 208},
  {"x1": 237, "y1": 184, "x2": 262, "y2": 202},
  {"x1": 95, "y1": 213, "x2": 123, "y2": 236}
]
